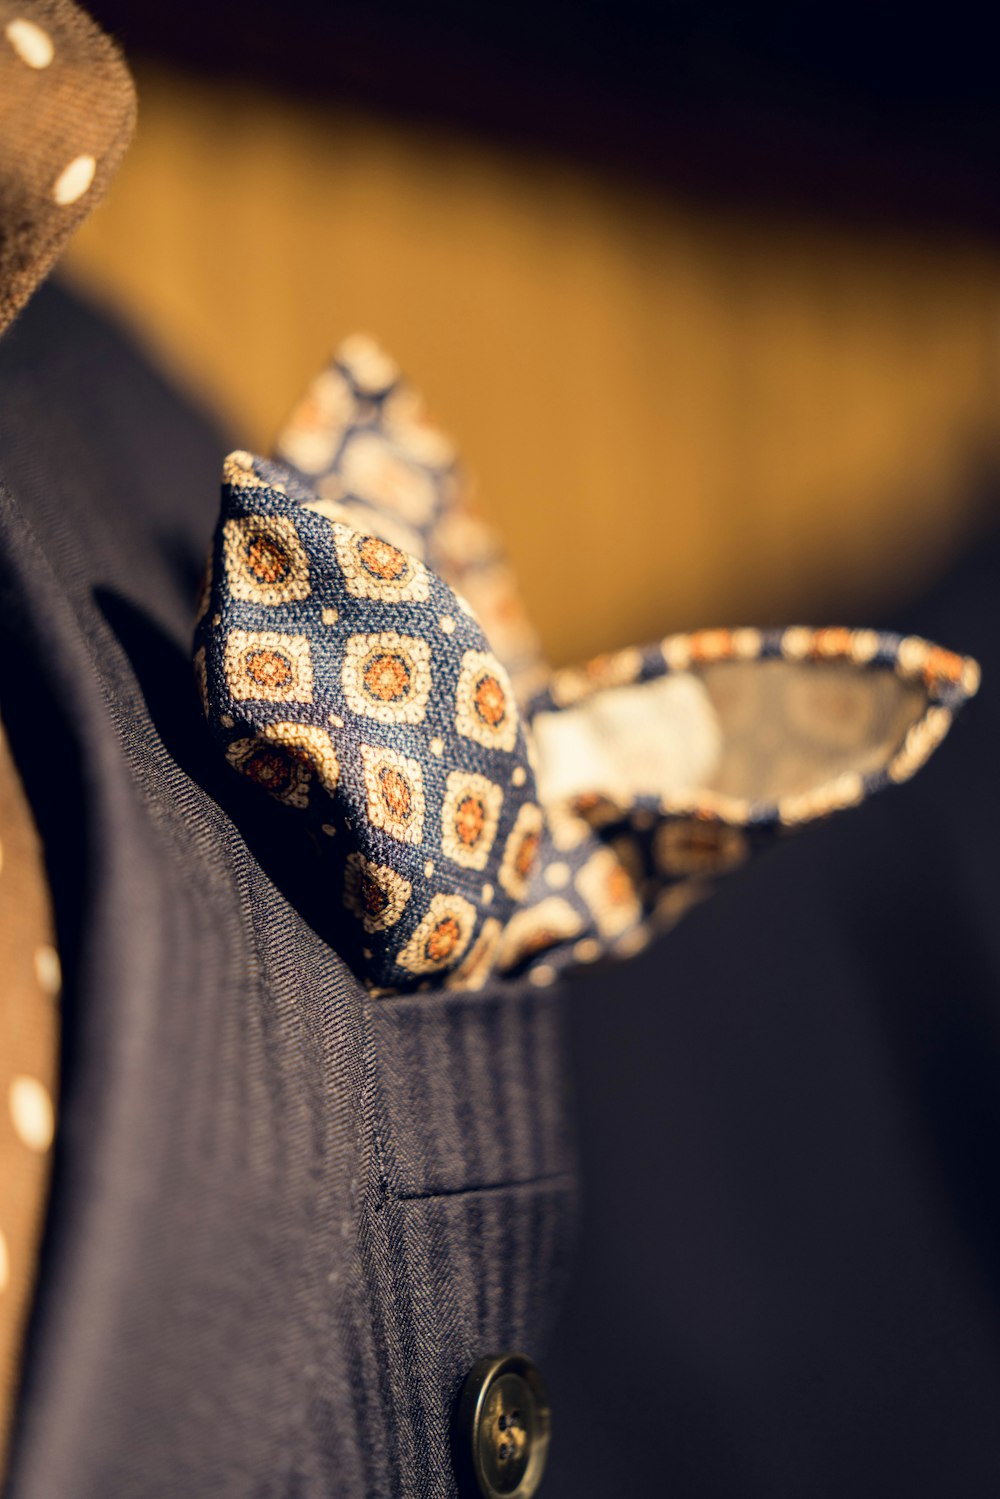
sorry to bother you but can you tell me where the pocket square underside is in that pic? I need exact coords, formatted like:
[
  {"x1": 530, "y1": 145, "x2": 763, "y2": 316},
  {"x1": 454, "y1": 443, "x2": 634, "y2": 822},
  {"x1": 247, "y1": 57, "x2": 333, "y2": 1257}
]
[{"x1": 194, "y1": 339, "x2": 980, "y2": 995}]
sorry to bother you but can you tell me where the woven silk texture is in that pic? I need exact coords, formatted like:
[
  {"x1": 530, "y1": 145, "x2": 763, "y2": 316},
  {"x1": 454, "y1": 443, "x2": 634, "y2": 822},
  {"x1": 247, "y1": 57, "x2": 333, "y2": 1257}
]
[{"x1": 194, "y1": 337, "x2": 980, "y2": 995}]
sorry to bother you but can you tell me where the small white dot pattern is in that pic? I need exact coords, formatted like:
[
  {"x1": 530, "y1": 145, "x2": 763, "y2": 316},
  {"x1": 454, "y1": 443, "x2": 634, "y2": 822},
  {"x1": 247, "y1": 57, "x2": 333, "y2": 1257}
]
[
  {"x1": 4, "y1": 17, "x2": 53, "y2": 68},
  {"x1": 9, "y1": 1076, "x2": 54, "y2": 1154},
  {"x1": 52, "y1": 153, "x2": 96, "y2": 205}
]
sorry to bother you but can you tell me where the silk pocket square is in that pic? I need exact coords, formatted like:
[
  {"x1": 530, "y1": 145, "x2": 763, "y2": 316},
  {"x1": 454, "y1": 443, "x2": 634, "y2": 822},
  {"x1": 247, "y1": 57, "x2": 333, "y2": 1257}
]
[
  {"x1": 502, "y1": 628, "x2": 979, "y2": 985},
  {"x1": 195, "y1": 451, "x2": 541, "y2": 993},
  {"x1": 195, "y1": 348, "x2": 980, "y2": 995}
]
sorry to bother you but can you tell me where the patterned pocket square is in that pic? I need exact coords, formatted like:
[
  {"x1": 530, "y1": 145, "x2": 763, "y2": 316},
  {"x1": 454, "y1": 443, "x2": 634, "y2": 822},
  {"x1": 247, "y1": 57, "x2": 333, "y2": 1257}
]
[
  {"x1": 195, "y1": 341, "x2": 980, "y2": 994},
  {"x1": 196, "y1": 447, "x2": 541, "y2": 992}
]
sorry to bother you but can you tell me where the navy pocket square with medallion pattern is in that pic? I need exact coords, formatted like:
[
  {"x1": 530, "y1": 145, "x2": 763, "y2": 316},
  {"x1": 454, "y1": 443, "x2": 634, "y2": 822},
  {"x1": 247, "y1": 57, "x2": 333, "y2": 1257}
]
[{"x1": 195, "y1": 338, "x2": 980, "y2": 994}]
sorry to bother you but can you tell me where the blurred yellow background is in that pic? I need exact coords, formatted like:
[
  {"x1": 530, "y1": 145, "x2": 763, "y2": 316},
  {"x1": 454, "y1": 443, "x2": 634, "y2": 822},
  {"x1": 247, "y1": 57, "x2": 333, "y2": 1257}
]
[{"x1": 64, "y1": 66, "x2": 1000, "y2": 665}]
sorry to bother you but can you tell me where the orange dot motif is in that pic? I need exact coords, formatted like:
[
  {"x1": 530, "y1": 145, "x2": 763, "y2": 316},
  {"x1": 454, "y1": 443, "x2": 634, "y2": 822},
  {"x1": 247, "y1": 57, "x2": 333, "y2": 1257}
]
[
  {"x1": 360, "y1": 872, "x2": 390, "y2": 923},
  {"x1": 499, "y1": 805, "x2": 545, "y2": 900},
  {"x1": 223, "y1": 630, "x2": 314, "y2": 703},
  {"x1": 397, "y1": 894, "x2": 477, "y2": 975},
  {"x1": 364, "y1": 652, "x2": 410, "y2": 703},
  {"x1": 455, "y1": 650, "x2": 518, "y2": 751},
  {"x1": 226, "y1": 725, "x2": 339, "y2": 809},
  {"x1": 921, "y1": 646, "x2": 964, "y2": 689},
  {"x1": 357, "y1": 535, "x2": 408, "y2": 583},
  {"x1": 473, "y1": 673, "x2": 506, "y2": 729},
  {"x1": 240, "y1": 743, "x2": 296, "y2": 793},
  {"x1": 655, "y1": 818, "x2": 749, "y2": 877},
  {"x1": 441, "y1": 771, "x2": 504, "y2": 872},
  {"x1": 455, "y1": 794, "x2": 486, "y2": 848},
  {"x1": 810, "y1": 627, "x2": 854, "y2": 658},
  {"x1": 222, "y1": 514, "x2": 311, "y2": 605},
  {"x1": 688, "y1": 628, "x2": 736, "y2": 663},
  {"x1": 425, "y1": 916, "x2": 462, "y2": 964},
  {"x1": 343, "y1": 632, "x2": 432, "y2": 724},
  {"x1": 606, "y1": 863, "x2": 634, "y2": 907},
  {"x1": 576, "y1": 848, "x2": 643, "y2": 941},
  {"x1": 379, "y1": 765, "x2": 411, "y2": 820},
  {"x1": 360, "y1": 744, "x2": 425, "y2": 845},
  {"x1": 244, "y1": 531, "x2": 292, "y2": 585},
  {"x1": 343, "y1": 854, "x2": 412, "y2": 934},
  {"x1": 245, "y1": 648, "x2": 294, "y2": 691},
  {"x1": 514, "y1": 828, "x2": 540, "y2": 883},
  {"x1": 332, "y1": 523, "x2": 430, "y2": 603}
]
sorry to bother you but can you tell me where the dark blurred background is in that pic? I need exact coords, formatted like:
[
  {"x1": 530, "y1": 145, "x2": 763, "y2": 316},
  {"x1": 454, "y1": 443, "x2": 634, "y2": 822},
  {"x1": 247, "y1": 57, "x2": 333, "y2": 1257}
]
[
  {"x1": 67, "y1": 0, "x2": 1000, "y2": 667},
  {"x1": 84, "y1": 0, "x2": 1000, "y2": 227}
]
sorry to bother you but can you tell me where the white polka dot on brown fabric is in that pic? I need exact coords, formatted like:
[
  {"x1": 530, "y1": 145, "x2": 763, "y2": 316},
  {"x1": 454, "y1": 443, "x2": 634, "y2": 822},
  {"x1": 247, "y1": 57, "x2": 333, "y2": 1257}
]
[
  {"x1": 9, "y1": 1076, "x2": 54, "y2": 1154},
  {"x1": 4, "y1": 18, "x2": 54, "y2": 69},
  {"x1": 33, "y1": 944, "x2": 61, "y2": 997},
  {"x1": 52, "y1": 153, "x2": 96, "y2": 206},
  {"x1": 0, "y1": 0, "x2": 136, "y2": 340}
]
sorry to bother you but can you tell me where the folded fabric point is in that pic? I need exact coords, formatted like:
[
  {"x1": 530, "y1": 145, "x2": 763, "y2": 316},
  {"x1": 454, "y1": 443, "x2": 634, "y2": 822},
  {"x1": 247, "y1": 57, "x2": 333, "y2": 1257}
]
[
  {"x1": 196, "y1": 445, "x2": 541, "y2": 993},
  {"x1": 194, "y1": 341, "x2": 980, "y2": 995}
]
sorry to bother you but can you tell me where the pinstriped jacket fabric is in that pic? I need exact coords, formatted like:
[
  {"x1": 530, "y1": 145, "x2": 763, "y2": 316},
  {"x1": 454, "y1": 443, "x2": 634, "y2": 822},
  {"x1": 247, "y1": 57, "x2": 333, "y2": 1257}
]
[
  {"x1": 0, "y1": 280, "x2": 575, "y2": 1499},
  {"x1": 0, "y1": 12, "x2": 573, "y2": 1490}
]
